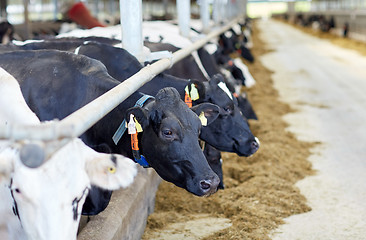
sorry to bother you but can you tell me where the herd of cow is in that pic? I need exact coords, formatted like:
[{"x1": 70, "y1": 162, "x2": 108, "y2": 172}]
[{"x1": 0, "y1": 18, "x2": 259, "y2": 240}]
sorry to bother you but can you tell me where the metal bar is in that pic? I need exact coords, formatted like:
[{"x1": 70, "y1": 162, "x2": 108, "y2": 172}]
[
  {"x1": 53, "y1": 0, "x2": 58, "y2": 20},
  {"x1": 23, "y1": 0, "x2": 31, "y2": 39},
  {"x1": 120, "y1": 0, "x2": 144, "y2": 61},
  {"x1": 0, "y1": 15, "x2": 243, "y2": 141},
  {"x1": 177, "y1": 0, "x2": 190, "y2": 37},
  {"x1": 200, "y1": 0, "x2": 210, "y2": 33}
]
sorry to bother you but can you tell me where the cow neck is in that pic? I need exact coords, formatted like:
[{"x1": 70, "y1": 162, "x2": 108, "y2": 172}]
[{"x1": 112, "y1": 93, "x2": 154, "y2": 168}]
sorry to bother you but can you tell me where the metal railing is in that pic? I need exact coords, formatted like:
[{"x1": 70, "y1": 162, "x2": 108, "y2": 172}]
[{"x1": 0, "y1": 0, "x2": 247, "y2": 167}]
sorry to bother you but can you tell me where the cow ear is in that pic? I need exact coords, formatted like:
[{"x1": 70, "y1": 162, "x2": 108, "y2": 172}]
[
  {"x1": 86, "y1": 153, "x2": 137, "y2": 190},
  {"x1": 125, "y1": 107, "x2": 149, "y2": 130},
  {"x1": 210, "y1": 73, "x2": 225, "y2": 86},
  {"x1": 190, "y1": 103, "x2": 220, "y2": 126},
  {"x1": 189, "y1": 79, "x2": 206, "y2": 101}
]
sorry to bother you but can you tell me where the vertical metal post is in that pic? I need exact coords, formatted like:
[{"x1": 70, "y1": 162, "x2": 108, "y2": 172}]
[
  {"x1": 23, "y1": 0, "x2": 31, "y2": 39},
  {"x1": 177, "y1": 0, "x2": 190, "y2": 38},
  {"x1": 163, "y1": 0, "x2": 169, "y2": 17},
  {"x1": 120, "y1": 0, "x2": 144, "y2": 62},
  {"x1": 39, "y1": 0, "x2": 43, "y2": 20},
  {"x1": 53, "y1": 0, "x2": 58, "y2": 20},
  {"x1": 242, "y1": 0, "x2": 248, "y2": 18},
  {"x1": 213, "y1": 0, "x2": 220, "y2": 24},
  {"x1": 200, "y1": 0, "x2": 210, "y2": 33}
]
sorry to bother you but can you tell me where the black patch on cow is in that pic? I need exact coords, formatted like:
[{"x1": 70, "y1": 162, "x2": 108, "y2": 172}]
[
  {"x1": 82, "y1": 186, "x2": 111, "y2": 216},
  {"x1": 110, "y1": 155, "x2": 117, "y2": 165},
  {"x1": 9, "y1": 178, "x2": 21, "y2": 224},
  {"x1": 72, "y1": 187, "x2": 89, "y2": 221}
]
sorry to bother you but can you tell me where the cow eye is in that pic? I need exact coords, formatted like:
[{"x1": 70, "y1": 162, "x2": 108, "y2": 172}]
[
  {"x1": 223, "y1": 106, "x2": 232, "y2": 114},
  {"x1": 161, "y1": 128, "x2": 176, "y2": 141},
  {"x1": 163, "y1": 130, "x2": 173, "y2": 136}
]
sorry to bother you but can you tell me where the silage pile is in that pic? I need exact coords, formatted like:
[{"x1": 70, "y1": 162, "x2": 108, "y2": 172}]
[{"x1": 142, "y1": 20, "x2": 315, "y2": 240}]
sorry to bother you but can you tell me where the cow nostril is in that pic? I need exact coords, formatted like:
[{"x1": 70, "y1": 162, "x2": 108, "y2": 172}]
[{"x1": 200, "y1": 180, "x2": 211, "y2": 190}]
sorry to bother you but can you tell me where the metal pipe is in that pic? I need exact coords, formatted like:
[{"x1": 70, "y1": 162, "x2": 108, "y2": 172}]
[
  {"x1": 23, "y1": 0, "x2": 31, "y2": 39},
  {"x1": 177, "y1": 0, "x2": 190, "y2": 37},
  {"x1": 0, "y1": 16, "x2": 243, "y2": 142},
  {"x1": 200, "y1": 0, "x2": 210, "y2": 33},
  {"x1": 120, "y1": 0, "x2": 144, "y2": 62},
  {"x1": 53, "y1": 0, "x2": 58, "y2": 20}
]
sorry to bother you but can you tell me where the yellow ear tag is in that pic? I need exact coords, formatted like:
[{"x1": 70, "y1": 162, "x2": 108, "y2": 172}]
[
  {"x1": 134, "y1": 117, "x2": 143, "y2": 133},
  {"x1": 190, "y1": 84, "x2": 200, "y2": 101},
  {"x1": 108, "y1": 167, "x2": 116, "y2": 174},
  {"x1": 185, "y1": 85, "x2": 190, "y2": 95},
  {"x1": 199, "y1": 112, "x2": 207, "y2": 126}
]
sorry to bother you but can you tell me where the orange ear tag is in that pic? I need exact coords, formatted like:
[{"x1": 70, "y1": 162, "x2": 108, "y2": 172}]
[
  {"x1": 184, "y1": 91, "x2": 192, "y2": 108},
  {"x1": 131, "y1": 133, "x2": 139, "y2": 151}
]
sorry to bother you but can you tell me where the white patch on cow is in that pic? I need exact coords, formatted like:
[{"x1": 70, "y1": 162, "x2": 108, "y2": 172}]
[
  {"x1": 57, "y1": 25, "x2": 122, "y2": 39},
  {"x1": 224, "y1": 31, "x2": 233, "y2": 38},
  {"x1": 0, "y1": 68, "x2": 39, "y2": 125},
  {"x1": 0, "y1": 147, "x2": 15, "y2": 183},
  {"x1": 254, "y1": 137, "x2": 260, "y2": 147},
  {"x1": 232, "y1": 24, "x2": 241, "y2": 35},
  {"x1": 12, "y1": 39, "x2": 44, "y2": 46},
  {"x1": 143, "y1": 21, "x2": 210, "y2": 79},
  {"x1": 233, "y1": 58, "x2": 256, "y2": 88},
  {"x1": 192, "y1": 51, "x2": 210, "y2": 80},
  {"x1": 74, "y1": 46, "x2": 81, "y2": 55},
  {"x1": 243, "y1": 29, "x2": 253, "y2": 49},
  {"x1": 204, "y1": 43, "x2": 218, "y2": 55},
  {"x1": 0, "y1": 67, "x2": 137, "y2": 240},
  {"x1": 86, "y1": 153, "x2": 137, "y2": 190},
  {"x1": 218, "y1": 67, "x2": 241, "y2": 94},
  {"x1": 217, "y1": 82, "x2": 233, "y2": 100}
]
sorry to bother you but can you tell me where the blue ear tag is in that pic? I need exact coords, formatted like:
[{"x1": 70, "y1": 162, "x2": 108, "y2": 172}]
[{"x1": 135, "y1": 155, "x2": 149, "y2": 168}]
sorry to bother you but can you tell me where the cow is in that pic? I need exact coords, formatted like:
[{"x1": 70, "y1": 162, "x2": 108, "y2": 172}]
[
  {"x1": 0, "y1": 50, "x2": 221, "y2": 215},
  {"x1": 5, "y1": 39, "x2": 259, "y2": 156},
  {"x1": 0, "y1": 67, "x2": 137, "y2": 240},
  {"x1": 55, "y1": 19, "x2": 252, "y2": 83},
  {"x1": 8, "y1": 39, "x2": 259, "y2": 189}
]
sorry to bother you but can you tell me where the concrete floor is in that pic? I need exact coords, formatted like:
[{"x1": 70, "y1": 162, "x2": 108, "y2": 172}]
[{"x1": 258, "y1": 19, "x2": 366, "y2": 239}]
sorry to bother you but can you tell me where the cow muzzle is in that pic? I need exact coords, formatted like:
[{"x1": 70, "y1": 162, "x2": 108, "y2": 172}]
[
  {"x1": 199, "y1": 175, "x2": 220, "y2": 196},
  {"x1": 234, "y1": 136, "x2": 260, "y2": 157}
]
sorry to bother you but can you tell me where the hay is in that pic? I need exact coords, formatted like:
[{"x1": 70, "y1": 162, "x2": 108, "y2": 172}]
[{"x1": 142, "y1": 20, "x2": 315, "y2": 240}]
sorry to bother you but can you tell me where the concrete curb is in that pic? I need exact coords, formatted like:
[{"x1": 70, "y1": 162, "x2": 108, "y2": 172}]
[{"x1": 77, "y1": 167, "x2": 161, "y2": 240}]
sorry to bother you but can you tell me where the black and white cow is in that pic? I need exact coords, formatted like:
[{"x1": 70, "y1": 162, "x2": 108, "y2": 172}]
[
  {"x1": 12, "y1": 39, "x2": 259, "y2": 189},
  {"x1": 0, "y1": 50, "x2": 221, "y2": 215},
  {"x1": 0, "y1": 67, "x2": 137, "y2": 240},
  {"x1": 5, "y1": 39, "x2": 259, "y2": 156}
]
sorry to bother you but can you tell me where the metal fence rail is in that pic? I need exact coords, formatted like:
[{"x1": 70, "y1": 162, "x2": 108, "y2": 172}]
[{"x1": 0, "y1": 16, "x2": 243, "y2": 141}]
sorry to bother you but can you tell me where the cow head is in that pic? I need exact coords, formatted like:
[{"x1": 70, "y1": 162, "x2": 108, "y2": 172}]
[
  {"x1": 126, "y1": 87, "x2": 220, "y2": 196},
  {"x1": 189, "y1": 74, "x2": 259, "y2": 156},
  {"x1": 0, "y1": 139, "x2": 137, "y2": 240}
]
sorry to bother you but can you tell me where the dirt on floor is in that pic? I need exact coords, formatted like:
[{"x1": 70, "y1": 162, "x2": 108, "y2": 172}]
[{"x1": 142, "y1": 21, "x2": 315, "y2": 240}]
